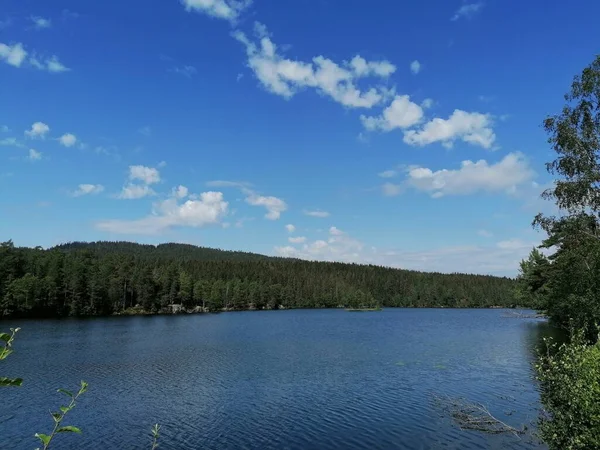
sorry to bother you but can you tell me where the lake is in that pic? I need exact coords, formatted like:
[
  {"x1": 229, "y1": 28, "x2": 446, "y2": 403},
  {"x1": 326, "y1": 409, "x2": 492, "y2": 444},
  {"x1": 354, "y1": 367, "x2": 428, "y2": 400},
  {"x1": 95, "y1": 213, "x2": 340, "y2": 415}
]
[{"x1": 1, "y1": 309, "x2": 554, "y2": 449}]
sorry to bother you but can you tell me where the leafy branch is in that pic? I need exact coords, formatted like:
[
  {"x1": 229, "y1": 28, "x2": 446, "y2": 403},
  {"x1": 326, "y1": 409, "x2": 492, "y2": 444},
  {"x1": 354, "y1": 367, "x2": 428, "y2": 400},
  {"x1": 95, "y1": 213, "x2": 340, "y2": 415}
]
[
  {"x1": 35, "y1": 380, "x2": 88, "y2": 450},
  {"x1": 0, "y1": 327, "x2": 23, "y2": 387}
]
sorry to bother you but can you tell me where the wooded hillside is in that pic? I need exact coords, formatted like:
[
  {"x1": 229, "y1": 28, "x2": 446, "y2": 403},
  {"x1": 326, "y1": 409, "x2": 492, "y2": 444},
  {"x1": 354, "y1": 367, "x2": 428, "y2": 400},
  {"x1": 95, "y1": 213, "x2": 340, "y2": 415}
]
[{"x1": 0, "y1": 240, "x2": 520, "y2": 318}]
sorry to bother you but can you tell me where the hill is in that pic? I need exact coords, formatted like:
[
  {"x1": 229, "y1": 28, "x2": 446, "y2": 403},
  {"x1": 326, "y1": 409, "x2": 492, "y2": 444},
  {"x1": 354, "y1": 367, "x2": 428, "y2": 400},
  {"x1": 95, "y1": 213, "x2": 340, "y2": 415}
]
[{"x1": 0, "y1": 240, "x2": 520, "y2": 318}]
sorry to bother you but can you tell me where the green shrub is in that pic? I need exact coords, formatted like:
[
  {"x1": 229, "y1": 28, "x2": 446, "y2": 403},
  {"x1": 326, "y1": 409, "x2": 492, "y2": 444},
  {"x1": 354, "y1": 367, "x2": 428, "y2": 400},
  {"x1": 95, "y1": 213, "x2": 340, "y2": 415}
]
[{"x1": 536, "y1": 331, "x2": 600, "y2": 449}]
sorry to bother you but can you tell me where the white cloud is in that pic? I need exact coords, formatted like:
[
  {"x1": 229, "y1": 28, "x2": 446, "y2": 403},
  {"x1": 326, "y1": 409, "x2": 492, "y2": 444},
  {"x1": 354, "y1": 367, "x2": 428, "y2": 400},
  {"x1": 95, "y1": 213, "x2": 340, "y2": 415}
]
[
  {"x1": 329, "y1": 226, "x2": 344, "y2": 236},
  {"x1": 245, "y1": 192, "x2": 287, "y2": 220},
  {"x1": 97, "y1": 191, "x2": 229, "y2": 234},
  {"x1": 405, "y1": 152, "x2": 534, "y2": 198},
  {"x1": 30, "y1": 55, "x2": 70, "y2": 72},
  {"x1": 451, "y1": 2, "x2": 484, "y2": 21},
  {"x1": 410, "y1": 60, "x2": 421, "y2": 74},
  {"x1": 275, "y1": 225, "x2": 539, "y2": 276},
  {"x1": 349, "y1": 55, "x2": 396, "y2": 78},
  {"x1": 27, "y1": 149, "x2": 42, "y2": 161},
  {"x1": 118, "y1": 184, "x2": 156, "y2": 200},
  {"x1": 45, "y1": 56, "x2": 70, "y2": 73},
  {"x1": 72, "y1": 184, "x2": 104, "y2": 197},
  {"x1": 0, "y1": 137, "x2": 23, "y2": 147},
  {"x1": 382, "y1": 182, "x2": 403, "y2": 197},
  {"x1": 0, "y1": 42, "x2": 68, "y2": 72},
  {"x1": 0, "y1": 125, "x2": 9, "y2": 132},
  {"x1": 378, "y1": 170, "x2": 397, "y2": 178},
  {"x1": 171, "y1": 65, "x2": 197, "y2": 77},
  {"x1": 172, "y1": 185, "x2": 189, "y2": 199},
  {"x1": 361, "y1": 95, "x2": 424, "y2": 131},
  {"x1": 403, "y1": 109, "x2": 495, "y2": 149},
  {"x1": 288, "y1": 236, "x2": 306, "y2": 244},
  {"x1": 25, "y1": 122, "x2": 50, "y2": 139},
  {"x1": 422, "y1": 98, "x2": 434, "y2": 109},
  {"x1": 285, "y1": 224, "x2": 296, "y2": 233},
  {"x1": 128, "y1": 165, "x2": 161, "y2": 184},
  {"x1": 233, "y1": 23, "x2": 395, "y2": 109},
  {"x1": 58, "y1": 133, "x2": 77, "y2": 147},
  {"x1": 304, "y1": 209, "x2": 330, "y2": 218},
  {"x1": 31, "y1": 16, "x2": 51, "y2": 29},
  {"x1": 0, "y1": 42, "x2": 27, "y2": 67},
  {"x1": 181, "y1": 0, "x2": 252, "y2": 21},
  {"x1": 477, "y1": 229, "x2": 493, "y2": 238}
]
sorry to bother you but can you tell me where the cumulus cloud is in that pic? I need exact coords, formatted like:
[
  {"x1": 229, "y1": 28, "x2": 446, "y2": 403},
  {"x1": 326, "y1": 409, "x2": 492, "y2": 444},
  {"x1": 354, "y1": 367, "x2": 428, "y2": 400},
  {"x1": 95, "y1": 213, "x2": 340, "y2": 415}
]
[
  {"x1": 361, "y1": 95, "x2": 424, "y2": 132},
  {"x1": 451, "y1": 2, "x2": 484, "y2": 21},
  {"x1": 31, "y1": 16, "x2": 51, "y2": 29},
  {"x1": 97, "y1": 191, "x2": 229, "y2": 235},
  {"x1": 128, "y1": 165, "x2": 161, "y2": 184},
  {"x1": 288, "y1": 236, "x2": 306, "y2": 244},
  {"x1": 403, "y1": 109, "x2": 495, "y2": 149},
  {"x1": 245, "y1": 191, "x2": 287, "y2": 220},
  {"x1": 0, "y1": 42, "x2": 27, "y2": 67},
  {"x1": 118, "y1": 184, "x2": 156, "y2": 200},
  {"x1": 233, "y1": 23, "x2": 395, "y2": 109},
  {"x1": 405, "y1": 152, "x2": 534, "y2": 198},
  {"x1": 304, "y1": 209, "x2": 330, "y2": 218},
  {"x1": 27, "y1": 149, "x2": 42, "y2": 161},
  {"x1": 58, "y1": 133, "x2": 77, "y2": 147},
  {"x1": 25, "y1": 122, "x2": 50, "y2": 139},
  {"x1": 172, "y1": 185, "x2": 189, "y2": 199},
  {"x1": 285, "y1": 224, "x2": 296, "y2": 233},
  {"x1": 410, "y1": 60, "x2": 421, "y2": 74},
  {"x1": 181, "y1": 0, "x2": 252, "y2": 21},
  {"x1": 72, "y1": 184, "x2": 104, "y2": 197}
]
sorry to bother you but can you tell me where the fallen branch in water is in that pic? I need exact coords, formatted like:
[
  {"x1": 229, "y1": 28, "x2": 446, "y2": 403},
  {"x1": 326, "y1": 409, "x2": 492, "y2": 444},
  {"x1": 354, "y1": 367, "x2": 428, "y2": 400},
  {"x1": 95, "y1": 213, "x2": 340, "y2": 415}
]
[{"x1": 432, "y1": 394, "x2": 526, "y2": 438}]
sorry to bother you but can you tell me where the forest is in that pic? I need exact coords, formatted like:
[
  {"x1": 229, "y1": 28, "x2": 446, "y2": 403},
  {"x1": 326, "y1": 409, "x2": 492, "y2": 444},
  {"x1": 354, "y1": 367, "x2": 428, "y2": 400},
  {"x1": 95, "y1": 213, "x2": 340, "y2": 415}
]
[{"x1": 0, "y1": 240, "x2": 520, "y2": 319}]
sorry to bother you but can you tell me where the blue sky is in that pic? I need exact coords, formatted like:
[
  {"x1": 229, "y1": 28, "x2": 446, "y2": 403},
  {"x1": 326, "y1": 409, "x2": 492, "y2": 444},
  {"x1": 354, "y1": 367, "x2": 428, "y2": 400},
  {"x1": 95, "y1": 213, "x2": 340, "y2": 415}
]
[{"x1": 1, "y1": 0, "x2": 598, "y2": 275}]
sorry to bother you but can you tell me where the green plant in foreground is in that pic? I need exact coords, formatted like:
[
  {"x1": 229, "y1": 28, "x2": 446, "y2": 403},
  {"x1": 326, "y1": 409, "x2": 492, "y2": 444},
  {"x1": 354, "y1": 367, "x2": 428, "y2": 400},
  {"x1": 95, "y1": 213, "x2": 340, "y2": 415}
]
[
  {"x1": 151, "y1": 424, "x2": 161, "y2": 449},
  {"x1": 536, "y1": 329, "x2": 600, "y2": 450},
  {"x1": 34, "y1": 380, "x2": 88, "y2": 450},
  {"x1": 0, "y1": 327, "x2": 23, "y2": 387}
]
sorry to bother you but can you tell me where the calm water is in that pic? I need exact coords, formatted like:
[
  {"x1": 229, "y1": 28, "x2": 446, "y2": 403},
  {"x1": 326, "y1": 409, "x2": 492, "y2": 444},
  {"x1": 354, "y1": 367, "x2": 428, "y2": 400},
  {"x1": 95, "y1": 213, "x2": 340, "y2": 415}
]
[{"x1": 1, "y1": 309, "x2": 554, "y2": 449}]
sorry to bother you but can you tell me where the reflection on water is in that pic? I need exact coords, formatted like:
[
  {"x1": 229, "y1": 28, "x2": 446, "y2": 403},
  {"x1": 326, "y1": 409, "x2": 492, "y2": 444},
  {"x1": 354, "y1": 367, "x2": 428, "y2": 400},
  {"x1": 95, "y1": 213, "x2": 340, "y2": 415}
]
[{"x1": 1, "y1": 309, "x2": 553, "y2": 449}]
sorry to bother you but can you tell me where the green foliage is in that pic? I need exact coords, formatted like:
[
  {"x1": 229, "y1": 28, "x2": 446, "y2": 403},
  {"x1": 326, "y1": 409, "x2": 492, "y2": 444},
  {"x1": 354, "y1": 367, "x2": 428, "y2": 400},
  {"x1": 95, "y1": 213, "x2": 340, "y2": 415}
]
[
  {"x1": 0, "y1": 240, "x2": 521, "y2": 319},
  {"x1": 529, "y1": 55, "x2": 600, "y2": 334},
  {"x1": 515, "y1": 248, "x2": 551, "y2": 309},
  {"x1": 0, "y1": 327, "x2": 23, "y2": 387},
  {"x1": 151, "y1": 424, "x2": 160, "y2": 450},
  {"x1": 526, "y1": 54, "x2": 600, "y2": 450},
  {"x1": 536, "y1": 330, "x2": 600, "y2": 449},
  {"x1": 35, "y1": 380, "x2": 88, "y2": 450}
]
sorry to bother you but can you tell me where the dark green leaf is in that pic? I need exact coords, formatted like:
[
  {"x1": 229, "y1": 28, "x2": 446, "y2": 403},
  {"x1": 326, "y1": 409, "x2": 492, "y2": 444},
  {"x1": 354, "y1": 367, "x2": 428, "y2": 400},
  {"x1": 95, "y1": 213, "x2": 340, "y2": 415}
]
[
  {"x1": 57, "y1": 426, "x2": 81, "y2": 434},
  {"x1": 0, "y1": 333, "x2": 10, "y2": 343},
  {"x1": 0, "y1": 377, "x2": 23, "y2": 387}
]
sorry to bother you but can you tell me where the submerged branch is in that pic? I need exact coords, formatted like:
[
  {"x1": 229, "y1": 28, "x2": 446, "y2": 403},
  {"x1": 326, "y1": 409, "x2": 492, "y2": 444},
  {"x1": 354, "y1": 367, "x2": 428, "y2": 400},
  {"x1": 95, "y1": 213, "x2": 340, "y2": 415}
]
[{"x1": 432, "y1": 394, "x2": 526, "y2": 438}]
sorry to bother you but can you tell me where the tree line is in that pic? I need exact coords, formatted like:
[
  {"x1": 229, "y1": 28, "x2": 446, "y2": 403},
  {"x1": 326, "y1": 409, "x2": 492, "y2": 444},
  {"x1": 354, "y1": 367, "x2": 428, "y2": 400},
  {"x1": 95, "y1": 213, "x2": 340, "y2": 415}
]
[{"x1": 0, "y1": 240, "x2": 520, "y2": 318}]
